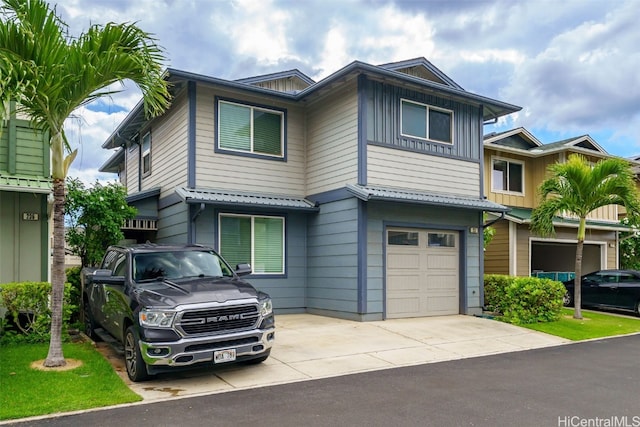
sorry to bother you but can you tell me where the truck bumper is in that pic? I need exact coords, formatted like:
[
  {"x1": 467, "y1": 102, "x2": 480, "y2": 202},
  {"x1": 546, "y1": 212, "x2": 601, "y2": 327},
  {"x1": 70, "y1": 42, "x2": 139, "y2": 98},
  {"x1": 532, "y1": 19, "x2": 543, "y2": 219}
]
[{"x1": 139, "y1": 325, "x2": 275, "y2": 371}]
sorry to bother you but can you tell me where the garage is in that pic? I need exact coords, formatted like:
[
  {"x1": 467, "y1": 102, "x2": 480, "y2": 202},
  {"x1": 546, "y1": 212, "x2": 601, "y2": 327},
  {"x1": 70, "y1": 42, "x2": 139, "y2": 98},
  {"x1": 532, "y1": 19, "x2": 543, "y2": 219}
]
[{"x1": 386, "y1": 228, "x2": 460, "y2": 318}]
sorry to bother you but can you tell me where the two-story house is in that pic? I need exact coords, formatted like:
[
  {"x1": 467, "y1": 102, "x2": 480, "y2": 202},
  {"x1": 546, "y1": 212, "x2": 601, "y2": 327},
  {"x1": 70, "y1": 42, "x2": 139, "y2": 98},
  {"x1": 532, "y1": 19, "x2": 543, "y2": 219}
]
[
  {"x1": 100, "y1": 58, "x2": 520, "y2": 320},
  {"x1": 0, "y1": 102, "x2": 52, "y2": 283},
  {"x1": 483, "y1": 127, "x2": 632, "y2": 279}
]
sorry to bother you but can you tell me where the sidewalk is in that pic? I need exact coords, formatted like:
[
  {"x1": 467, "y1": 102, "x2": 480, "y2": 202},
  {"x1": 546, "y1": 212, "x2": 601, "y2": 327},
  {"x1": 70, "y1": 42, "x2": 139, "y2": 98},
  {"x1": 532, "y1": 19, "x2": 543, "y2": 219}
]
[{"x1": 98, "y1": 314, "x2": 569, "y2": 402}]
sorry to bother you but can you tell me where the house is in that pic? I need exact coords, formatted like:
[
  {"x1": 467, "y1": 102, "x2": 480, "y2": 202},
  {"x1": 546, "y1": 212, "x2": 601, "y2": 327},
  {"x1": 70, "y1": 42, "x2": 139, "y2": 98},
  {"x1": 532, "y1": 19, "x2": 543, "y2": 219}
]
[
  {"x1": 100, "y1": 58, "x2": 520, "y2": 320},
  {"x1": 0, "y1": 102, "x2": 52, "y2": 283},
  {"x1": 483, "y1": 127, "x2": 633, "y2": 279}
]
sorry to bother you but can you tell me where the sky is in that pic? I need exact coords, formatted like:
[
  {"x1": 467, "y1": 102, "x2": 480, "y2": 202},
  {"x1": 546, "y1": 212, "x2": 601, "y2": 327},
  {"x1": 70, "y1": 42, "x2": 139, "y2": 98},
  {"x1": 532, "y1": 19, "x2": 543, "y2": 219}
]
[{"x1": 48, "y1": 0, "x2": 640, "y2": 185}]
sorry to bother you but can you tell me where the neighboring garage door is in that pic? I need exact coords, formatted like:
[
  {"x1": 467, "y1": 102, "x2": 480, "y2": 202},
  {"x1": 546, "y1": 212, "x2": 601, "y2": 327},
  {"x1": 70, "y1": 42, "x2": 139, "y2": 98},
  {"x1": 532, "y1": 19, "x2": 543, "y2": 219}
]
[{"x1": 386, "y1": 228, "x2": 459, "y2": 319}]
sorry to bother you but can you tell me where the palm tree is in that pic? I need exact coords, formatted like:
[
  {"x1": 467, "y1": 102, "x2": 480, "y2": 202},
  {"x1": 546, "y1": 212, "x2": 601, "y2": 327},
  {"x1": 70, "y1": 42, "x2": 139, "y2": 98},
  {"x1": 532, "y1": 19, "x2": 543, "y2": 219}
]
[
  {"x1": 0, "y1": 0, "x2": 170, "y2": 367},
  {"x1": 531, "y1": 154, "x2": 640, "y2": 319}
]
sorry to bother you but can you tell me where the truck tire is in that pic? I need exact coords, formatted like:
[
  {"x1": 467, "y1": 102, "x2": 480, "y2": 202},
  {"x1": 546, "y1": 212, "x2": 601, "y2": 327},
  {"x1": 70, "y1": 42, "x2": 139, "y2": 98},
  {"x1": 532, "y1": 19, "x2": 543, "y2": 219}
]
[
  {"x1": 125, "y1": 326, "x2": 149, "y2": 382},
  {"x1": 83, "y1": 301, "x2": 101, "y2": 342}
]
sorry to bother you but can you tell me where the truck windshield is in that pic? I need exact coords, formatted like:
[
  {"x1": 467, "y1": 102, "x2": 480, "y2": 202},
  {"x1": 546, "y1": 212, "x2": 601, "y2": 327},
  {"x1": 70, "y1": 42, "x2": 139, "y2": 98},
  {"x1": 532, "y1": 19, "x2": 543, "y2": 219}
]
[{"x1": 133, "y1": 251, "x2": 233, "y2": 282}]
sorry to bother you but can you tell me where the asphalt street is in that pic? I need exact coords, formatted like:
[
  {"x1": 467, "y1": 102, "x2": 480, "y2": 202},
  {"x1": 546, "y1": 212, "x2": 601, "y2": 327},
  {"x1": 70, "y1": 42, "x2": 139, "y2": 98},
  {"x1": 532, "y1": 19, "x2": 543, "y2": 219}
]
[{"x1": 7, "y1": 334, "x2": 639, "y2": 427}]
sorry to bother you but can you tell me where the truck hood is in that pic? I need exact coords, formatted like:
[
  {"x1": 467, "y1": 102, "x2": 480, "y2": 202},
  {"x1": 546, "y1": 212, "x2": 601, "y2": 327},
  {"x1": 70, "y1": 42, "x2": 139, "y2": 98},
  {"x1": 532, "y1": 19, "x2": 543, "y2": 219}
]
[{"x1": 134, "y1": 276, "x2": 262, "y2": 308}]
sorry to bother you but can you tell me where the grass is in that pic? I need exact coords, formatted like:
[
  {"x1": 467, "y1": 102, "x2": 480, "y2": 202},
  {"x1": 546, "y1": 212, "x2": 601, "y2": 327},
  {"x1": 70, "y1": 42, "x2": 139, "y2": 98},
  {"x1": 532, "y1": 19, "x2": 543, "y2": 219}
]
[
  {"x1": 522, "y1": 308, "x2": 640, "y2": 341},
  {"x1": 0, "y1": 341, "x2": 142, "y2": 421}
]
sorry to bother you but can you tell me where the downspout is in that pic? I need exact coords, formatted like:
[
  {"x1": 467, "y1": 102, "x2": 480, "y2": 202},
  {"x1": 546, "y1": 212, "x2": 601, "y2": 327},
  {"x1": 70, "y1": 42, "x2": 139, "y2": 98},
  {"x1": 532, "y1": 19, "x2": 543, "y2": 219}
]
[
  {"x1": 189, "y1": 203, "x2": 206, "y2": 244},
  {"x1": 484, "y1": 211, "x2": 506, "y2": 228}
]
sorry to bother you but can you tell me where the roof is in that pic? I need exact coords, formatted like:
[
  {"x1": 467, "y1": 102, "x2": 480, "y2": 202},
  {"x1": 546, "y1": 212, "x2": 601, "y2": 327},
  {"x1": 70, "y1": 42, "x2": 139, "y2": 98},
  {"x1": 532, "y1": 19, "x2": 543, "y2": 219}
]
[
  {"x1": 99, "y1": 148, "x2": 125, "y2": 173},
  {"x1": 102, "y1": 58, "x2": 521, "y2": 150},
  {"x1": 345, "y1": 184, "x2": 509, "y2": 213},
  {"x1": 175, "y1": 187, "x2": 319, "y2": 212},
  {"x1": 504, "y1": 207, "x2": 631, "y2": 232},
  {"x1": 0, "y1": 174, "x2": 52, "y2": 194}
]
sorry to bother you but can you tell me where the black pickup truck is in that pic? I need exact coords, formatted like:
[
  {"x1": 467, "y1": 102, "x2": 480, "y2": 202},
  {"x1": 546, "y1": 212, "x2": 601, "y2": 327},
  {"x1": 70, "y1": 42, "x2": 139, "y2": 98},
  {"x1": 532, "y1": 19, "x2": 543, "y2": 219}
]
[{"x1": 81, "y1": 243, "x2": 275, "y2": 381}]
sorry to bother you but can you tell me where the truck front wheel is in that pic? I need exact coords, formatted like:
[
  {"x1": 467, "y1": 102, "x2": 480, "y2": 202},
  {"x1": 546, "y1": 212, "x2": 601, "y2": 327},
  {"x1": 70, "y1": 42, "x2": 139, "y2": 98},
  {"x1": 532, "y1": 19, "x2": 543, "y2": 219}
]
[{"x1": 125, "y1": 326, "x2": 149, "y2": 382}]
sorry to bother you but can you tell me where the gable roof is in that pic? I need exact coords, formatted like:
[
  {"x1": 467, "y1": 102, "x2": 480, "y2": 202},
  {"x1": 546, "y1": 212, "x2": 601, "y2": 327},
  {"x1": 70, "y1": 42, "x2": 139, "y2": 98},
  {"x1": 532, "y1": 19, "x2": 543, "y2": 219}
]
[
  {"x1": 377, "y1": 57, "x2": 464, "y2": 90},
  {"x1": 484, "y1": 128, "x2": 615, "y2": 159},
  {"x1": 102, "y1": 58, "x2": 521, "y2": 150},
  {"x1": 235, "y1": 69, "x2": 315, "y2": 89}
]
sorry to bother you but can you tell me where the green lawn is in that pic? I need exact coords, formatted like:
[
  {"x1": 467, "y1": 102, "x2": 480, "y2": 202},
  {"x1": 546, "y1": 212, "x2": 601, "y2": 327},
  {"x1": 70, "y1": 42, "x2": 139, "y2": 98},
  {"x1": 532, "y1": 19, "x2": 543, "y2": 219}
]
[
  {"x1": 522, "y1": 308, "x2": 640, "y2": 340},
  {"x1": 0, "y1": 341, "x2": 141, "y2": 421}
]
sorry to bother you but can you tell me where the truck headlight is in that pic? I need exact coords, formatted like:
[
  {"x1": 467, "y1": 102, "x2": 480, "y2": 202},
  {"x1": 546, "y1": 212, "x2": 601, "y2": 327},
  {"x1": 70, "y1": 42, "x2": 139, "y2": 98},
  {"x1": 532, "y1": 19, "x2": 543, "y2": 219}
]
[
  {"x1": 139, "y1": 308, "x2": 176, "y2": 328},
  {"x1": 259, "y1": 298, "x2": 273, "y2": 316}
]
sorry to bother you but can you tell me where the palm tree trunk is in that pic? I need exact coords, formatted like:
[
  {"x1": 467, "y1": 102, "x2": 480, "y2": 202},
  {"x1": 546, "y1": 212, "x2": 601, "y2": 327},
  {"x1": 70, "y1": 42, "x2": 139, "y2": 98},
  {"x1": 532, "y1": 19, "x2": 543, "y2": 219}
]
[
  {"x1": 573, "y1": 218, "x2": 586, "y2": 320},
  {"x1": 44, "y1": 177, "x2": 66, "y2": 367}
]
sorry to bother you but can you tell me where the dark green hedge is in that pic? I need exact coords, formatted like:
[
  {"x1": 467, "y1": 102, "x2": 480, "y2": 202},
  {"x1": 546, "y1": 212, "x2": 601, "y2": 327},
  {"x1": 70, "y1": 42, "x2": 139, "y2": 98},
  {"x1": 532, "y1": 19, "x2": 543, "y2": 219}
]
[{"x1": 484, "y1": 274, "x2": 565, "y2": 324}]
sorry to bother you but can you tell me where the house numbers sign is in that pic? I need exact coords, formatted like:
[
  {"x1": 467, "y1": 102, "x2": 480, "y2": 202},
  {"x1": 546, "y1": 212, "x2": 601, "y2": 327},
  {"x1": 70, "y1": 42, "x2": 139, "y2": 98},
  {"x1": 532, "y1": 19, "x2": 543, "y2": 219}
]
[{"x1": 22, "y1": 212, "x2": 39, "y2": 221}]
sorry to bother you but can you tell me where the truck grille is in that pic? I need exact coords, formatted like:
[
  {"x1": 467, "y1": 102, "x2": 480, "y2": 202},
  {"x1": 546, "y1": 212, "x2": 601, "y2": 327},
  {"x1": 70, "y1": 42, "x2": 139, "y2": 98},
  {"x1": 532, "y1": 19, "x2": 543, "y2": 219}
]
[{"x1": 177, "y1": 304, "x2": 260, "y2": 335}]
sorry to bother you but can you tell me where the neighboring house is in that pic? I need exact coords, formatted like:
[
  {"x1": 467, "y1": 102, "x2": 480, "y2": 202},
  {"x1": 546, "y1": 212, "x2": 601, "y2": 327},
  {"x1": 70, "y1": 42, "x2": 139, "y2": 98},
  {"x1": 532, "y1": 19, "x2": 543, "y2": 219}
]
[
  {"x1": 0, "y1": 103, "x2": 52, "y2": 283},
  {"x1": 100, "y1": 58, "x2": 520, "y2": 320},
  {"x1": 483, "y1": 127, "x2": 633, "y2": 279}
]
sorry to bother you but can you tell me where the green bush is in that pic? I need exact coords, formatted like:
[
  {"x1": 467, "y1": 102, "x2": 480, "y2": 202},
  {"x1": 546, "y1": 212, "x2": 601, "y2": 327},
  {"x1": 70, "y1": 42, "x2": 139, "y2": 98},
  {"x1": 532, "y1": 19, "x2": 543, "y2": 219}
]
[
  {"x1": 0, "y1": 282, "x2": 76, "y2": 344},
  {"x1": 65, "y1": 266, "x2": 82, "y2": 323},
  {"x1": 484, "y1": 275, "x2": 565, "y2": 324}
]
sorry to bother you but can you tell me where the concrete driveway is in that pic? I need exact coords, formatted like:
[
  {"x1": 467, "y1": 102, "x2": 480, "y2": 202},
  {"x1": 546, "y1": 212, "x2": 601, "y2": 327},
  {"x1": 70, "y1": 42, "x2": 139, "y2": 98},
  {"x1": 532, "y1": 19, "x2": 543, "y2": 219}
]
[{"x1": 98, "y1": 314, "x2": 568, "y2": 402}]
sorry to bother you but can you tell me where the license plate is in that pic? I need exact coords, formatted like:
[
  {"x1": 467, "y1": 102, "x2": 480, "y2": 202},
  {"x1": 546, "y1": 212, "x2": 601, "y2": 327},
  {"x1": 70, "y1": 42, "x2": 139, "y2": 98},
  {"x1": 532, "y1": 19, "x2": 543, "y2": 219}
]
[{"x1": 214, "y1": 349, "x2": 236, "y2": 364}]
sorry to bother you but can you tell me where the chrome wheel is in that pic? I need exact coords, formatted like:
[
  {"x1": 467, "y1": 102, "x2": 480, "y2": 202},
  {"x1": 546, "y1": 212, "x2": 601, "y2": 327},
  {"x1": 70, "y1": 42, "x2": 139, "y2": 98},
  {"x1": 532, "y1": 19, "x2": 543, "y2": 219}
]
[{"x1": 563, "y1": 291, "x2": 573, "y2": 307}]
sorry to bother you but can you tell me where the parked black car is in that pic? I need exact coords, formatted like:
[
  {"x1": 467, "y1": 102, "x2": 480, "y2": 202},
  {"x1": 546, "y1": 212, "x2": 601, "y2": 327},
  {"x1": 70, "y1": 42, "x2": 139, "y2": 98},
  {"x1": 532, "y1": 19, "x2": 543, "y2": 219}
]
[{"x1": 562, "y1": 269, "x2": 640, "y2": 315}]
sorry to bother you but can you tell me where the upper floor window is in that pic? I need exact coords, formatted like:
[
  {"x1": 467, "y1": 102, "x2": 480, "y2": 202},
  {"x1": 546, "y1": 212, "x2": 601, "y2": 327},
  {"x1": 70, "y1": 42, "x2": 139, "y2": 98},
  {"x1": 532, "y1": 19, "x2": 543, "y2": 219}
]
[
  {"x1": 219, "y1": 213, "x2": 285, "y2": 275},
  {"x1": 141, "y1": 131, "x2": 151, "y2": 177},
  {"x1": 492, "y1": 157, "x2": 523, "y2": 194},
  {"x1": 401, "y1": 99, "x2": 453, "y2": 144},
  {"x1": 217, "y1": 100, "x2": 284, "y2": 158}
]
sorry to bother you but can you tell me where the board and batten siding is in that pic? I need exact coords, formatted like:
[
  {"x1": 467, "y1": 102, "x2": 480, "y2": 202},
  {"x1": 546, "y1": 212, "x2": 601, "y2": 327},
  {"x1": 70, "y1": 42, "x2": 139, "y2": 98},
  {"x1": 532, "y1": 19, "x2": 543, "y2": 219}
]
[
  {"x1": 368, "y1": 144, "x2": 480, "y2": 197},
  {"x1": 194, "y1": 85, "x2": 306, "y2": 196},
  {"x1": 306, "y1": 198, "x2": 359, "y2": 315},
  {"x1": 365, "y1": 80, "x2": 483, "y2": 161},
  {"x1": 1, "y1": 120, "x2": 48, "y2": 177},
  {"x1": 306, "y1": 81, "x2": 359, "y2": 195}
]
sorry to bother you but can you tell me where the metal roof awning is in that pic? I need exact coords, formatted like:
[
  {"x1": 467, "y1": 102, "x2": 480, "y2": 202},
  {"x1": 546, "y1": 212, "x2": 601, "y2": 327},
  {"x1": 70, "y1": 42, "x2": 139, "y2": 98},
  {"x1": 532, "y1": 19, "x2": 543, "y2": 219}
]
[
  {"x1": 346, "y1": 184, "x2": 509, "y2": 213},
  {"x1": 0, "y1": 175, "x2": 52, "y2": 194},
  {"x1": 175, "y1": 187, "x2": 319, "y2": 212},
  {"x1": 503, "y1": 207, "x2": 632, "y2": 232}
]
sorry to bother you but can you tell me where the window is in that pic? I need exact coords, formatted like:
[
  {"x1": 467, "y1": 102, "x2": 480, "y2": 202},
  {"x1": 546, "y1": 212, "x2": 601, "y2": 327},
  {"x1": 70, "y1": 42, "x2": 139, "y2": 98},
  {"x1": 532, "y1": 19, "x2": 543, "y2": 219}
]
[
  {"x1": 141, "y1": 131, "x2": 151, "y2": 176},
  {"x1": 388, "y1": 230, "x2": 419, "y2": 246},
  {"x1": 218, "y1": 100, "x2": 284, "y2": 157},
  {"x1": 492, "y1": 158, "x2": 523, "y2": 194},
  {"x1": 401, "y1": 99, "x2": 453, "y2": 144},
  {"x1": 428, "y1": 233, "x2": 456, "y2": 247},
  {"x1": 219, "y1": 214, "x2": 285, "y2": 274}
]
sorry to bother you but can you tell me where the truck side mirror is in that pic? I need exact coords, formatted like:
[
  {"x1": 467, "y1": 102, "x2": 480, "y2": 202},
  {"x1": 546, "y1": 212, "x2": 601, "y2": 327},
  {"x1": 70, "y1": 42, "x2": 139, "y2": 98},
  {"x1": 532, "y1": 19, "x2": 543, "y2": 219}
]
[
  {"x1": 235, "y1": 263, "x2": 252, "y2": 276},
  {"x1": 91, "y1": 269, "x2": 125, "y2": 286}
]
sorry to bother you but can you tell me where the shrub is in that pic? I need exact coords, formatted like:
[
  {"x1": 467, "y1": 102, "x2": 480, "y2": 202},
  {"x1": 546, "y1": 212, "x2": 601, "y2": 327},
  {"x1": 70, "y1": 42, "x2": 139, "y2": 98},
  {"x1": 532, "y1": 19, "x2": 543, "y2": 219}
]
[
  {"x1": 65, "y1": 266, "x2": 82, "y2": 323},
  {"x1": 484, "y1": 275, "x2": 565, "y2": 324},
  {"x1": 0, "y1": 281, "x2": 76, "y2": 344}
]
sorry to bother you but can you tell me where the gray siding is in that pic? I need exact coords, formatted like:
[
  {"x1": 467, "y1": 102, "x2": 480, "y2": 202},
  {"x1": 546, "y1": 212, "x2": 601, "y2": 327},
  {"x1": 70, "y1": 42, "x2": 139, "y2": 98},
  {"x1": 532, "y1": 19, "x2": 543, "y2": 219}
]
[
  {"x1": 367, "y1": 201, "x2": 483, "y2": 315},
  {"x1": 306, "y1": 80, "x2": 359, "y2": 195},
  {"x1": 156, "y1": 202, "x2": 188, "y2": 243},
  {"x1": 307, "y1": 198, "x2": 359, "y2": 315},
  {"x1": 192, "y1": 209, "x2": 308, "y2": 311},
  {"x1": 365, "y1": 80, "x2": 483, "y2": 161}
]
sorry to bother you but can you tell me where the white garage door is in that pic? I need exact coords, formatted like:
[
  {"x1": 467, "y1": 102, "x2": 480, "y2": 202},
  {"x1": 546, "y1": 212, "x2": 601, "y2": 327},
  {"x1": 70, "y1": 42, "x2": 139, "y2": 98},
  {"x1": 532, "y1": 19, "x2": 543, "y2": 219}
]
[{"x1": 386, "y1": 228, "x2": 459, "y2": 318}]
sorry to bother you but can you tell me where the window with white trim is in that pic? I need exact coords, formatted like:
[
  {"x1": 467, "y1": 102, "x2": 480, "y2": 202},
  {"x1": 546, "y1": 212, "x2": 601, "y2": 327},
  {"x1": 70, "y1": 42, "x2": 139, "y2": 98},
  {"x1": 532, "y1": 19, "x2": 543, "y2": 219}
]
[
  {"x1": 141, "y1": 131, "x2": 151, "y2": 176},
  {"x1": 492, "y1": 157, "x2": 523, "y2": 194},
  {"x1": 218, "y1": 100, "x2": 284, "y2": 157},
  {"x1": 401, "y1": 99, "x2": 453, "y2": 144},
  {"x1": 219, "y1": 213, "x2": 285, "y2": 274}
]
